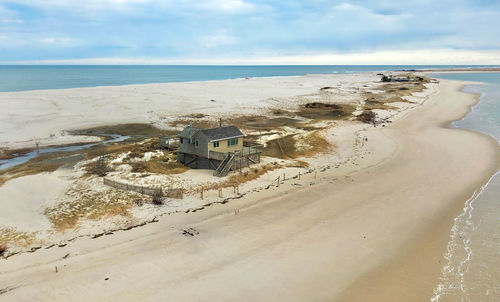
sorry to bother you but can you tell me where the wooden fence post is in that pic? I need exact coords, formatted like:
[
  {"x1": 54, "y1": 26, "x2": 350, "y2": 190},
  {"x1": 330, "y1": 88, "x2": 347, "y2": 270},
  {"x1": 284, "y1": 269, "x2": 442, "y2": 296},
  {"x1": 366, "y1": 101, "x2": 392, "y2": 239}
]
[
  {"x1": 277, "y1": 176, "x2": 280, "y2": 187},
  {"x1": 298, "y1": 172, "x2": 301, "y2": 180}
]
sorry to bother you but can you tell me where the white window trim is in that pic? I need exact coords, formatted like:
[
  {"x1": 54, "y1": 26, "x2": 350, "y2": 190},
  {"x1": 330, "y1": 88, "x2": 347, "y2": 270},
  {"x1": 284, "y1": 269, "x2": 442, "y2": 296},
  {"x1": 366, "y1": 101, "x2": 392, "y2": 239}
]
[
  {"x1": 210, "y1": 135, "x2": 243, "y2": 143},
  {"x1": 228, "y1": 137, "x2": 239, "y2": 146}
]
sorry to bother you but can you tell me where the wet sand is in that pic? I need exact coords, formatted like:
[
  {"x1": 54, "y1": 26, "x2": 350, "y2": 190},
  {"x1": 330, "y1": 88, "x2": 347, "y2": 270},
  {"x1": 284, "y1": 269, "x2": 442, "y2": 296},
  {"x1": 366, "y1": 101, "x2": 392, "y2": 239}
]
[
  {"x1": 0, "y1": 79, "x2": 499, "y2": 301},
  {"x1": 337, "y1": 81, "x2": 500, "y2": 301}
]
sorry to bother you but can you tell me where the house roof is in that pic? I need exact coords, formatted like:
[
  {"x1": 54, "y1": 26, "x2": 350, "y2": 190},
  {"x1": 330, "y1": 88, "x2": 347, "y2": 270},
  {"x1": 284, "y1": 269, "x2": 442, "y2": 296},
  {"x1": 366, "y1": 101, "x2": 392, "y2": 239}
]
[
  {"x1": 201, "y1": 126, "x2": 244, "y2": 141},
  {"x1": 178, "y1": 126, "x2": 201, "y2": 138},
  {"x1": 178, "y1": 125, "x2": 244, "y2": 141}
]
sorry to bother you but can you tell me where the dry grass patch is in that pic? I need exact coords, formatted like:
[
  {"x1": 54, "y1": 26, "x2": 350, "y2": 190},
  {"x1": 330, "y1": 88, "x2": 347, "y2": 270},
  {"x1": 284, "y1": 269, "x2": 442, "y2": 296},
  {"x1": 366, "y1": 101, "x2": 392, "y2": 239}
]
[
  {"x1": 296, "y1": 102, "x2": 357, "y2": 121},
  {"x1": 85, "y1": 138, "x2": 190, "y2": 176},
  {"x1": 360, "y1": 74, "x2": 430, "y2": 113},
  {"x1": 229, "y1": 115, "x2": 303, "y2": 131},
  {"x1": 169, "y1": 119, "x2": 219, "y2": 129},
  {"x1": 85, "y1": 138, "x2": 159, "y2": 160},
  {"x1": 271, "y1": 108, "x2": 296, "y2": 116},
  {"x1": 263, "y1": 130, "x2": 331, "y2": 159},
  {"x1": 224, "y1": 162, "x2": 282, "y2": 187},
  {"x1": 1, "y1": 162, "x2": 62, "y2": 184},
  {"x1": 0, "y1": 242, "x2": 7, "y2": 257},
  {"x1": 196, "y1": 159, "x2": 310, "y2": 192},
  {"x1": 131, "y1": 160, "x2": 188, "y2": 175},
  {"x1": 0, "y1": 147, "x2": 33, "y2": 160},
  {"x1": 71, "y1": 123, "x2": 177, "y2": 137},
  {"x1": 0, "y1": 227, "x2": 38, "y2": 249},
  {"x1": 189, "y1": 162, "x2": 284, "y2": 193},
  {"x1": 285, "y1": 160, "x2": 310, "y2": 168},
  {"x1": 43, "y1": 189, "x2": 144, "y2": 231},
  {"x1": 363, "y1": 97, "x2": 399, "y2": 110},
  {"x1": 357, "y1": 110, "x2": 377, "y2": 125},
  {"x1": 171, "y1": 114, "x2": 305, "y2": 132}
]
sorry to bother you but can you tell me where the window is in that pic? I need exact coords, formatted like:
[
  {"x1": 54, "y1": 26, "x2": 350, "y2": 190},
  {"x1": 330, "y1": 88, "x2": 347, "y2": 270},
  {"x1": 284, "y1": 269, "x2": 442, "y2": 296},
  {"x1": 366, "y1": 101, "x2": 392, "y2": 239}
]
[
  {"x1": 195, "y1": 140, "x2": 199, "y2": 148},
  {"x1": 228, "y1": 138, "x2": 238, "y2": 146},
  {"x1": 213, "y1": 141, "x2": 219, "y2": 148},
  {"x1": 180, "y1": 138, "x2": 183, "y2": 144}
]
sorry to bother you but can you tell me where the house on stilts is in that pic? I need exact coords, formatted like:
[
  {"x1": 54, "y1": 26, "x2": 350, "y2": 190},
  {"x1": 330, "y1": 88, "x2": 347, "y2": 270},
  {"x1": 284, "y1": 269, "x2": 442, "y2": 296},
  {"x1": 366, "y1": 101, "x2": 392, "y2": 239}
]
[{"x1": 177, "y1": 125, "x2": 262, "y2": 177}]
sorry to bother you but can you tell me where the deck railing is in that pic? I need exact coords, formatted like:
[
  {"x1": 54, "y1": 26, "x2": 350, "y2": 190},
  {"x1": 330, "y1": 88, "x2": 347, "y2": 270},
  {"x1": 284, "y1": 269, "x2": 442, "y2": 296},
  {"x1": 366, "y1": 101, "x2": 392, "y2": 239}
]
[{"x1": 209, "y1": 144, "x2": 262, "y2": 161}]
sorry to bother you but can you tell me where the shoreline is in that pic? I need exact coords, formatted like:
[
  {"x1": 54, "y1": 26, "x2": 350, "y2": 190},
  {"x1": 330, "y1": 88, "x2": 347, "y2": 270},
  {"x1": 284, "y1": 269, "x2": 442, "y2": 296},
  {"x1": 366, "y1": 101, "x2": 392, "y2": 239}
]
[
  {"x1": 0, "y1": 66, "x2": 498, "y2": 94},
  {"x1": 337, "y1": 81, "x2": 500, "y2": 301},
  {"x1": 0, "y1": 78, "x2": 498, "y2": 300}
]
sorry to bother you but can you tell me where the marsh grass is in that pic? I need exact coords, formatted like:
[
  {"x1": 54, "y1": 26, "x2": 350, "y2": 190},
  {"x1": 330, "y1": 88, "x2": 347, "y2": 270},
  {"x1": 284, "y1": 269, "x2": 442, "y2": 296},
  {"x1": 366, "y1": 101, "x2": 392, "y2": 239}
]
[
  {"x1": 296, "y1": 102, "x2": 357, "y2": 121},
  {"x1": 71, "y1": 123, "x2": 177, "y2": 137},
  {"x1": 360, "y1": 75, "x2": 430, "y2": 113}
]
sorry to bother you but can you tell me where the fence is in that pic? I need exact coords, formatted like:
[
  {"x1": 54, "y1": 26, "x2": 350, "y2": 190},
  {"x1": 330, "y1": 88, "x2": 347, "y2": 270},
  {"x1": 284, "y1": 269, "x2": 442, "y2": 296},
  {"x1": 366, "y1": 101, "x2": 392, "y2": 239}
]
[{"x1": 104, "y1": 178, "x2": 162, "y2": 197}]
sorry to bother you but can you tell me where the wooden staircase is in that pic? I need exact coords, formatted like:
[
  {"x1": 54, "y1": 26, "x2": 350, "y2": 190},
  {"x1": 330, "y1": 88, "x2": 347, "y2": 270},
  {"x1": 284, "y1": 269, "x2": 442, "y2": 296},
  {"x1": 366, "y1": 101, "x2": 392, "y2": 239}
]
[{"x1": 214, "y1": 153, "x2": 235, "y2": 177}]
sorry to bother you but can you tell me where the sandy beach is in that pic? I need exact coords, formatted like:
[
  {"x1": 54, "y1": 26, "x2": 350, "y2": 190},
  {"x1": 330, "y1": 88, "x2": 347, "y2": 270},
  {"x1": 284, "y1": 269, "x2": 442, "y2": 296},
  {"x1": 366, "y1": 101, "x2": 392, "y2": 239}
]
[
  {"x1": 0, "y1": 74, "x2": 498, "y2": 301},
  {"x1": 0, "y1": 73, "x2": 372, "y2": 150}
]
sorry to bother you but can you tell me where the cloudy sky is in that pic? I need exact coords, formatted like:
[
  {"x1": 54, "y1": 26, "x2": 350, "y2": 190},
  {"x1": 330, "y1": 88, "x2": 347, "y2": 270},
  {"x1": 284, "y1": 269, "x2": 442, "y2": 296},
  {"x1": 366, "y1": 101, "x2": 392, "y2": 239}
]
[{"x1": 1, "y1": 0, "x2": 499, "y2": 64}]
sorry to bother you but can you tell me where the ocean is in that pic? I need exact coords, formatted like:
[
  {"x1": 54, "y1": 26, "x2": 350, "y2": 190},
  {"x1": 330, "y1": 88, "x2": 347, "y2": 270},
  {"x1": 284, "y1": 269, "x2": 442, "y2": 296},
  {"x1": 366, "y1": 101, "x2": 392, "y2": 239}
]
[
  {"x1": 0, "y1": 65, "x2": 494, "y2": 92},
  {"x1": 431, "y1": 73, "x2": 500, "y2": 302}
]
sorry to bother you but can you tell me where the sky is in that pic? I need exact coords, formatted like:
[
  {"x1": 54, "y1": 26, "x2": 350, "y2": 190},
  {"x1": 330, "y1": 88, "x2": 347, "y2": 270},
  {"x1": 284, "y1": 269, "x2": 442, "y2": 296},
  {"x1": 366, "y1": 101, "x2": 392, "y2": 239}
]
[{"x1": 0, "y1": 0, "x2": 500, "y2": 64}]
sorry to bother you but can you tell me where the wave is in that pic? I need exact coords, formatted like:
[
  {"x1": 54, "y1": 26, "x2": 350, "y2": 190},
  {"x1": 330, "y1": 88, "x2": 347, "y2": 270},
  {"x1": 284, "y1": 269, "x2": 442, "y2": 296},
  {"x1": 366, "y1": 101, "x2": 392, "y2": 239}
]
[{"x1": 431, "y1": 170, "x2": 499, "y2": 302}]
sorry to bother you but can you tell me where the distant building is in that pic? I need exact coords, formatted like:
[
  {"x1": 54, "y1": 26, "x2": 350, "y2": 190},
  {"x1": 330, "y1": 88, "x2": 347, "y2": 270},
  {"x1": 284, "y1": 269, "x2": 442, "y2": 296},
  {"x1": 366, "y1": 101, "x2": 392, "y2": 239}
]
[
  {"x1": 177, "y1": 125, "x2": 261, "y2": 176},
  {"x1": 391, "y1": 76, "x2": 410, "y2": 82}
]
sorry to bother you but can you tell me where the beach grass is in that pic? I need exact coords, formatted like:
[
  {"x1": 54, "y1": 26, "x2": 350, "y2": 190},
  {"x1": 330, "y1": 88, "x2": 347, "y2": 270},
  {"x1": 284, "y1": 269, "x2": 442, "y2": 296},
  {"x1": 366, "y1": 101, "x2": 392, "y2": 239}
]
[{"x1": 43, "y1": 188, "x2": 145, "y2": 231}]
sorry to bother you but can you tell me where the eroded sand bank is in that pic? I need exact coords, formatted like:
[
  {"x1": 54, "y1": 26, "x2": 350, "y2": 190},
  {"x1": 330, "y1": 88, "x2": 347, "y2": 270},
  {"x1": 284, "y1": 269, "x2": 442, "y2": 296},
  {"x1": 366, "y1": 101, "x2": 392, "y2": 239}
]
[{"x1": 0, "y1": 79, "x2": 498, "y2": 301}]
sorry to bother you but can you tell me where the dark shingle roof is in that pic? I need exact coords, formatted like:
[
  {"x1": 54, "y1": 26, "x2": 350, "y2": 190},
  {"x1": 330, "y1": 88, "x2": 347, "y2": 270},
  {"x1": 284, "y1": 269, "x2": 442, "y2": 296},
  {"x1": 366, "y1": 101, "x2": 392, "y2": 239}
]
[{"x1": 201, "y1": 126, "x2": 244, "y2": 141}]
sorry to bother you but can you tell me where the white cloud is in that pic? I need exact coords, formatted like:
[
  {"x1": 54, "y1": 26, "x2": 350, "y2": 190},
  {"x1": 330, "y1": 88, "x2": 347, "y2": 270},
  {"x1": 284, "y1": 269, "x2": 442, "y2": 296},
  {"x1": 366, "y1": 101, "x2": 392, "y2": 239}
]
[
  {"x1": 39, "y1": 36, "x2": 83, "y2": 47},
  {"x1": 4, "y1": 49, "x2": 500, "y2": 65},
  {"x1": 1, "y1": 18, "x2": 24, "y2": 24},
  {"x1": 0, "y1": 0, "x2": 156, "y2": 11},
  {"x1": 203, "y1": 0, "x2": 256, "y2": 13},
  {"x1": 199, "y1": 31, "x2": 237, "y2": 49},
  {"x1": 1, "y1": 0, "x2": 500, "y2": 62}
]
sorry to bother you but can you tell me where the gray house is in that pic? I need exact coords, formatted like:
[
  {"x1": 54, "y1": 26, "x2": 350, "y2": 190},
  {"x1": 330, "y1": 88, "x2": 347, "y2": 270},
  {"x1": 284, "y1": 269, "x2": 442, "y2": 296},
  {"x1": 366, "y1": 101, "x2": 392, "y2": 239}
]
[{"x1": 177, "y1": 125, "x2": 262, "y2": 176}]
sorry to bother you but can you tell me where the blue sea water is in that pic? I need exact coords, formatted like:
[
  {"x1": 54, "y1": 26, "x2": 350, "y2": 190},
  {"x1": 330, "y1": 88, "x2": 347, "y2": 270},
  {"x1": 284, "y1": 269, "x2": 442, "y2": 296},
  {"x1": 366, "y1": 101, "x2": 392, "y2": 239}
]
[
  {"x1": 431, "y1": 73, "x2": 500, "y2": 302},
  {"x1": 0, "y1": 65, "x2": 494, "y2": 92},
  {"x1": 435, "y1": 72, "x2": 500, "y2": 140}
]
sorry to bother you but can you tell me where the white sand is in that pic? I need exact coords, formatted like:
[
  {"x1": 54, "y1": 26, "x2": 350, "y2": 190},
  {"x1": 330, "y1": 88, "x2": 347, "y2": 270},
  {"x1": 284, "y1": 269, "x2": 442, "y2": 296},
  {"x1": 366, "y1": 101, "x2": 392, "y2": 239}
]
[
  {"x1": 0, "y1": 79, "x2": 498, "y2": 301},
  {"x1": 0, "y1": 73, "x2": 379, "y2": 149},
  {"x1": 0, "y1": 72, "x2": 392, "y2": 242},
  {"x1": 0, "y1": 170, "x2": 70, "y2": 232}
]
